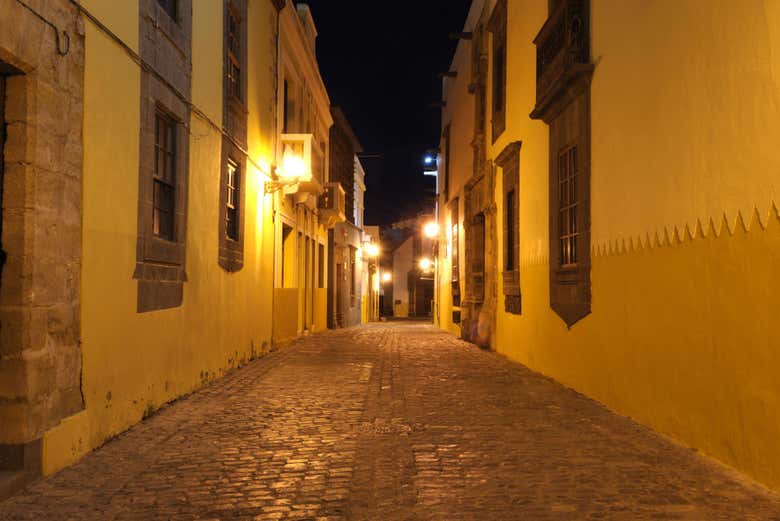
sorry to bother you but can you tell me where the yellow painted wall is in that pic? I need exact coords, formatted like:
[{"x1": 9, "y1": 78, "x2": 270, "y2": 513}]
[
  {"x1": 192, "y1": 0, "x2": 222, "y2": 125},
  {"x1": 273, "y1": 288, "x2": 299, "y2": 343},
  {"x1": 439, "y1": 0, "x2": 780, "y2": 492},
  {"x1": 314, "y1": 288, "x2": 327, "y2": 332},
  {"x1": 79, "y1": 0, "x2": 139, "y2": 52},
  {"x1": 43, "y1": 2, "x2": 278, "y2": 474}
]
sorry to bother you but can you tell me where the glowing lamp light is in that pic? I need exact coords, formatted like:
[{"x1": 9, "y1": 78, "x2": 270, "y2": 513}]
[
  {"x1": 382, "y1": 272, "x2": 392, "y2": 283},
  {"x1": 365, "y1": 243, "x2": 380, "y2": 257},
  {"x1": 278, "y1": 152, "x2": 309, "y2": 181},
  {"x1": 423, "y1": 222, "x2": 440, "y2": 238},
  {"x1": 424, "y1": 155, "x2": 435, "y2": 165},
  {"x1": 419, "y1": 257, "x2": 432, "y2": 271}
]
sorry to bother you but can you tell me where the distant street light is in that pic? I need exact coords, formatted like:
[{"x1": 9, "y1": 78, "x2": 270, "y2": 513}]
[
  {"x1": 423, "y1": 222, "x2": 440, "y2": 238},
  {"x1": 366, "y1": 243, "x2": 380, "y2": 257}
]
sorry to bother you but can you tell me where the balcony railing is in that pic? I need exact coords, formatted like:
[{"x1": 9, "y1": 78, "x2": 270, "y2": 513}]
[
  {"x1": 318, "y1": 182, "x2": 346, "y2": 228},
  {"x1": 530, "y1": 0, "x2": 592, "y2": 121}
]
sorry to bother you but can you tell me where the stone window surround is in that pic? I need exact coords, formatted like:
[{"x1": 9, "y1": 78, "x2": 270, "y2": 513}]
[
  {"x1": 218, "y1": 137, "x2": 246, "y2": 272},
  {"x1": 530, "y1": 0, "x2": 593, "y2": 328},
  {"x1": 496, "y1": 140, "x2": 522, "y2": 315},
  {"x1": 134, "y1": 0, "x2": 193, "y2": 313},
  {"x1": 449, "y1": 197, "x2": 460, "y2": 308},
  {"x1": 489, "y1": 0, "x2": 507, "y2": 144},
  {"x1": 223, "y1": 0, "x2": 248, "y2": 150},
  {"x1": 441, "y1": 124, "x2": 451, "y2": 202},
  {"x1": 219, "y1": 0, "x2": 248, "y2": 272}
]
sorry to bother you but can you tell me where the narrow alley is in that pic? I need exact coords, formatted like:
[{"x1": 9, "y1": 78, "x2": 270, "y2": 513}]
[{"x1": 2, "y1": 324, "x2": 778, "y2": 521}]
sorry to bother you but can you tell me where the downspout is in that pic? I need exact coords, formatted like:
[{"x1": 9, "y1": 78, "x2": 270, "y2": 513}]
[{"x1": 271, "y1": 1, "x2": 282, "y2": 344}]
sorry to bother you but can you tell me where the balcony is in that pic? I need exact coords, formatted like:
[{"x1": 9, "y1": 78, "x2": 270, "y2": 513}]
[
  {"x1": 279, "y1": 133, "x2": 325, "y2": 197},
  {"x1": 530, "y1": 0, "x2": 594, "y2": 122},
  {"x1": 318, "y1": 182, "x2": 346, "y2": 228}
]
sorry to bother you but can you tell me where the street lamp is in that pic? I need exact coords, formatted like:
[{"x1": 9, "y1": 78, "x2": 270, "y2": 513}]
[
  {"x1": 265, "y1": 150, "x2": 310, "y2": 193},
  {"x1": 423, "y1": 221, "x2": 440, "y2": 238},
  {"x1": 365, "y1": 243, "x2": 380, "y2": 258}
]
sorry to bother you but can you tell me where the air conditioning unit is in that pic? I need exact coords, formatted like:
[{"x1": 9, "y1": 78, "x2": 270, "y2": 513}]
[{"x1": 319, "y1": 182, "x2": 346, "y2": 228}]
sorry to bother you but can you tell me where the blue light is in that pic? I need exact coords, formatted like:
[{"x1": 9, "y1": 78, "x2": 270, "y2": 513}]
[{"x1": 424, "y1": 156, "x2": 434, "y2": 165}]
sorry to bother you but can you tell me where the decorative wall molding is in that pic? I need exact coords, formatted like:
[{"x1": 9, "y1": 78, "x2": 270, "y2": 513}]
[{"x1": 591, "y1": 203, "x2": 780, "y2": 258}]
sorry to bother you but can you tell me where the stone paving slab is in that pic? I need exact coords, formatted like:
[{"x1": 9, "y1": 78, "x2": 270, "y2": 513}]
[{"x1": 1, "y1": 323, "x2": 780, "y2": 520}]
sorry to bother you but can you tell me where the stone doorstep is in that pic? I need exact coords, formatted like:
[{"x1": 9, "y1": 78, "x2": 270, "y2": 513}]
[
  {"x1": 0, "y1": 439, "x2": 42, "y2": 501},
  {"x1": 0, "y1": 470, "x2": 36, "y2": 502}
]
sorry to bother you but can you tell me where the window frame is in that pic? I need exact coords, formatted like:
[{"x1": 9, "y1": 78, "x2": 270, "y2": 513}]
[
  {"x1": 225, "y1": 158, "x2": 240, "y2": 242},
  {"x1": 218, "y1": 0, "x2": 247, "y2": 272},
  {"x1": 218, "y1": 138, "x2": 246, "y2": 272},
  {"x1": 496, "y1": 140, "x2": 522, "y2": 314},
  {"x1": 489, "y1": 0, "x2": 507, "y2": 143},
  {"x1": 450, "y1": 198, "x2": 461, "y2": 308},
  {"x1": 226, "y1": 3, "x2": 242, "y2": 102},
  {"x1": 153, "y1": 108, "x2": 177, "y2": 242},
  {"x1": 134, "y1": 0, "x2": 192, "y2": 313},
  {"x1": 557, "y1": 145, "x2": 579, "y2": 268}
]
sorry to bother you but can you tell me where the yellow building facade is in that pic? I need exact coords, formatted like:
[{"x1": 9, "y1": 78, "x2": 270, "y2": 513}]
[
  {"x1": 0, "y1": 0, "x2": 336, "y2": 486},
  {"x1": 436, "y1": 0, "x2": 780, "y2": 491},
  {"x1": 272, "y1": 3, "x2": 333, "y2": 342}
]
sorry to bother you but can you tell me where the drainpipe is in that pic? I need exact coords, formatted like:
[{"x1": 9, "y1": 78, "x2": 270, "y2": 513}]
[{"x1": 270, "y1": 1, "x2": 282, "y2": 342}]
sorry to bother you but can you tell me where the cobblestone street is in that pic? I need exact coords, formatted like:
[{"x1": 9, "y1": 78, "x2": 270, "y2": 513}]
[{"x1": 2, "y1": 323, "x2": 779, "y2": 520}]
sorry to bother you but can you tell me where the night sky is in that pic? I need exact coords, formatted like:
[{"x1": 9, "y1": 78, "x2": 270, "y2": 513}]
[{"x1": 305, "y1": 1, "x2": 473, "y2": 226}]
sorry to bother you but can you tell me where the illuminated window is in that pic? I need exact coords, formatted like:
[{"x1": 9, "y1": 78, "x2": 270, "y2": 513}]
[
  {"x1": 225, "y1": 160, "x2": 239, "y2": 241},
  {"x1": 153, "y1": 110, "x2": 176, "y2": 241},
  {"x1": 558, "y1": 145, "x2": 578, "y2": 267}
]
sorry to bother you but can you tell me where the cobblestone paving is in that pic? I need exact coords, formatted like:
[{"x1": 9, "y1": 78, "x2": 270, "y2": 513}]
[{"x1": 2, "y1": 323, "x2": 780, "y2": 520}]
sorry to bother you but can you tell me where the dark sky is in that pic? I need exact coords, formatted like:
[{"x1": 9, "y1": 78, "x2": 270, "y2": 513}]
[{"x1": 304, "y1": 1, "x2": 473, "y2": 226}]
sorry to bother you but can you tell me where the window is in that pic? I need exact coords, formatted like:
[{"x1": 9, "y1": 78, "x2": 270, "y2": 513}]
[
  {"x1": 225, "y1": 160, "x2": 239, "y2": 241},
  {"x1": 153, "y1": 110, "x2": 176, "y2": 241},
  {"x1": 134, "y1": 0, "x2": 192, "y2": 313},
  {"x1": 493, "y1": 47, "x2": 505, "y2": 113},
  {"x1": 283, "y1": 80, "x2": 290, "y2": 132},
  {"x1": 282, "y1": 224, "x2": 294, "y2": 287},
  {"x1": 505, "y1": 190, "x2": 515, "y2": 270},
  {"x1": 157, "y1": 0, "x2": 177, "y2": 19},
  {"x1": 223, "y1": 0, "x2": 247, "y2": 148},
  {"x1": 558, "y1": 146, "x2": 578, "y2": 267},
  {"x1": 218, "y1": 140, "x2": 246, "y2": 271},
  {"x1": 496, "y1": 141, "x2": 522, "y2": 314},
  {"x1": 471, "y1": 213, "x2": 485, "y2": 303},
  {"x1": 219, "y1": 0, "x2": 246, "y2": 272},
  {"x1": 349, "y1": 246, "x2": 357, "y2": 298},
  {"x1": 226, "y1": 6, "x2": 241, "y2": 101},
  {"x1": 318, "y1": 243, "x2": 325, "y2": 288},
  {"x1": 530, "y1": 0, "x2": 592, "y2": 327},
  {"x1": 450, "y1": 199, "x2": 460, "y2": 307},
  {"x1": 442, "y1": 124, "x2": 451, "y2": 201},
  {"x1": 489, "y1": 0, "x2": 507, "y2": 142}
]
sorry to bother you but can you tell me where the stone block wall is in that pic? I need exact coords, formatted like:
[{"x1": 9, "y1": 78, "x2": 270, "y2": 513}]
[{"x1": 0, "y1": 0, "x2": 84, "y2": 457}]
